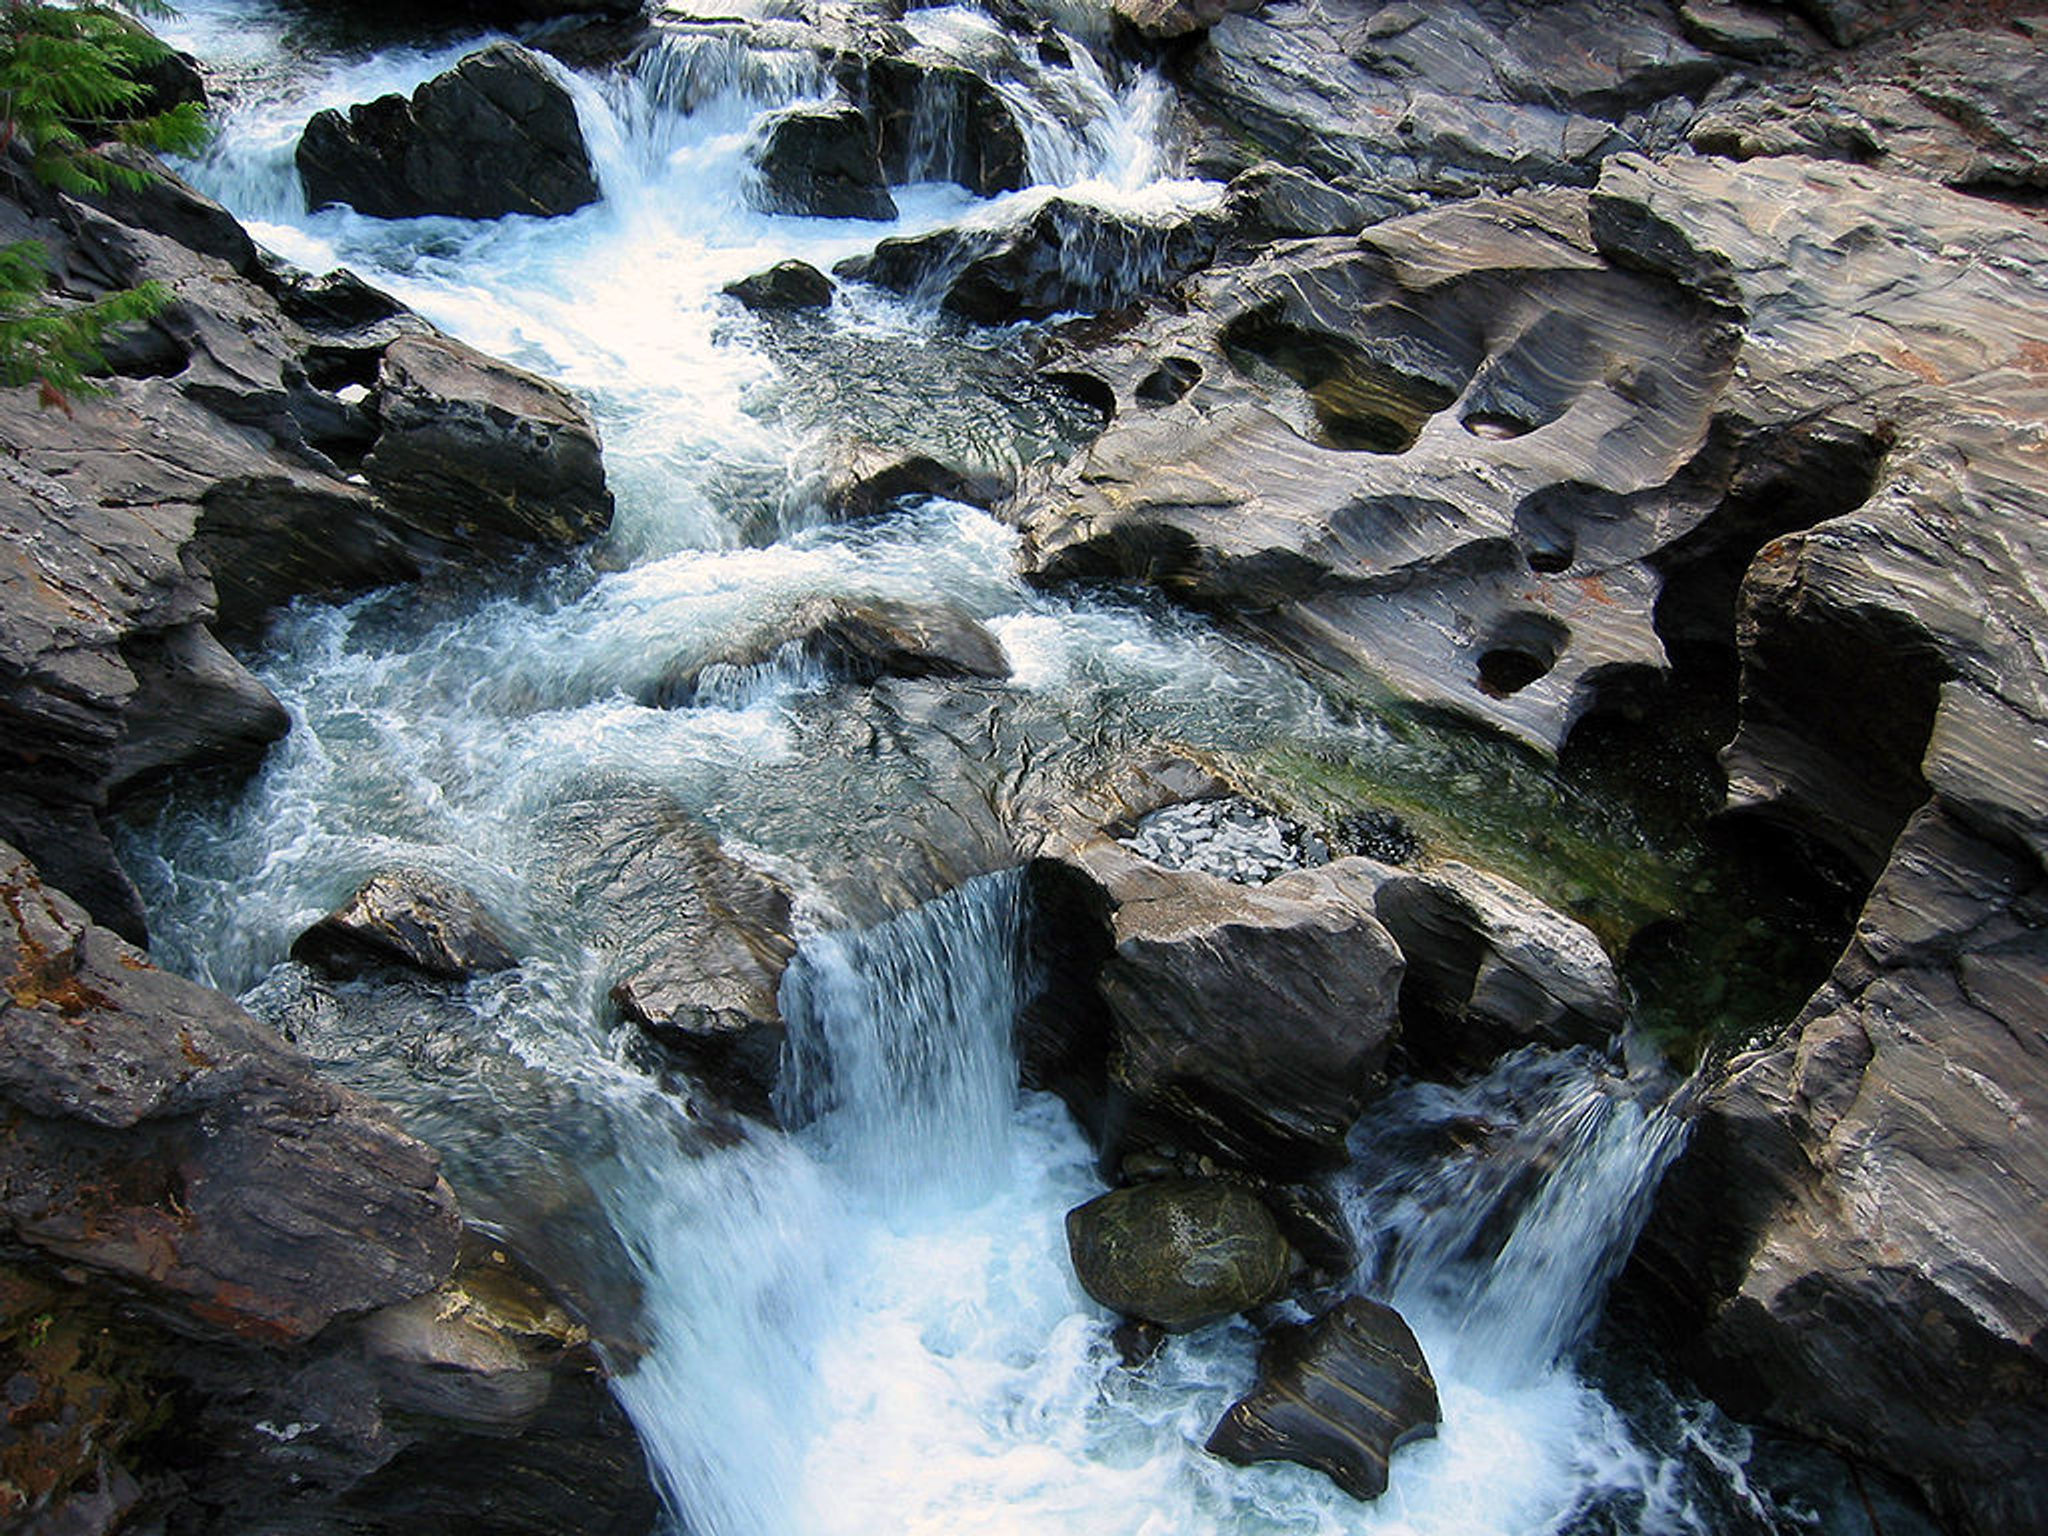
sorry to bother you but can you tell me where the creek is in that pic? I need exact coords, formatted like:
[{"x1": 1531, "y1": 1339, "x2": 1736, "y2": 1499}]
[{"x1": 121, "y1": 6, "x2": 1851, "y2": 1531}]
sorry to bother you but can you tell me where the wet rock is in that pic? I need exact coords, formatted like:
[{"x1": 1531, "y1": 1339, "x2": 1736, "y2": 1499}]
[
  {"x1": 297, "y1": 42, "x2": 601, "y2": 220},
  {"x1": 1066, "y1": 1178, "x2": 1291, "y2": 1331},
  {"x1": 1206, "y1": 1296, "x2": 1439, "y2": 1500},
  {"x1": 0, "y1": 840, "x2": 462, "y2": 1342},
  {"x1": 292, "y1": 870, "x2": 519, "y2": 981},
  {"x1": 1019, "y1": 191, "x2": 1742, "y2": 756},
  {"x1": 608, "y1": 841, "x2": 796, "y2": 1122},
  {"x1": 1041, "y1": 839, "x2": 1405, "y2": 1176},
  {"x1": 1176, "y1": 0, "x2": 1719, "y2": 192},
  {"x1": 748, "y1": 103, "x2": 896, "y2": 221},
  {"x1": 1370, "y1": 859, "x2": 1624, "y2": 1076},
  {"x1": 357, "y1": 332, "x2": 612, "y2": 566},
  {"x1": 655, "y1": 596, "x2": 1009, "y2": 706},
  {"x1": 866, "y1": 56, "x2": 1028, "y2": 196},
  {"x1": 836, "y1": 197, "x2": 1227, "y2": 324},
  {"x1": 821, "y1": 443, "x2": 990, "y2": 518},
  {"x1": 723, "y1": 258, "x2": 835, "y2": 311},
  {"x1": 1223, "y1": 163, "x2": 1417, "y2": 240}
]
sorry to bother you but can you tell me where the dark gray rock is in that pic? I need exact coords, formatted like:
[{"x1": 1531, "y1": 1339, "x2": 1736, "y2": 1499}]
[
  {"x1": 866, "y1": 55, "x2": 1028, "y2": 196},
  {"x1": 748, "y1": 103, "x2": 896, "y2": 220},
  {"x1": 607, "y1": 834, "x2": 796, "y2": 1121},
  {"x1": 821, "y1": 443, "x2": 991, "y2": 518},
  {"x1": 292, "y1": 870, "x2": 519, "y2": 980},
  {"x1": 836, "y1": 197, "x2": 1227, "y2": 324},
  {"x1": 297, "y1": 42, "x2": 600, "y2": 221},
  {"x1": 1066, "y1": 1178, "x2": 1291, "y2": 1330},
  {"x1": 1224, "y1": 163, "x2": 1418, "y2": 240},
  {"x1": 1207, "y1": 1296, "x2": 1439, "y2": 1500},
  {"x1": 723, "y1": 258, "x2": 835, "y2": 311},
  {"x1": 0, "y1": 840, "x2": 462, "y2": 1342},
  {"x1": 1043, "y1": 839, "x2": 1405, "y2": 1176}
]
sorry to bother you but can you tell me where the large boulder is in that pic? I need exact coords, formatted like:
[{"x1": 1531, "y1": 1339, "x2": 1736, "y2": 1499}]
[
  {"x1": 1065, "y1": 1177, "x2": 1291, "y2": 1330},
  {"x1": 1206, "y1": 1295, "x2": 1440, "y2": 1500},
  {"x1": 748, "y1": 103, "x2": 896, "y2": 221},
  {"x1": 297, "y1": 43, "x2": 601, "y2": 220},
  {"x1": 1035, "y1": 839, "x2": 1405, "y2": 1177}
]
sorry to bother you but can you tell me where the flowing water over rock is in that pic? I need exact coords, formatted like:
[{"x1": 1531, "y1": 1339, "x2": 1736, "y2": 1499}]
[{"x1": 116, "y1": 4, "x2": 1838, "y2": 1531}]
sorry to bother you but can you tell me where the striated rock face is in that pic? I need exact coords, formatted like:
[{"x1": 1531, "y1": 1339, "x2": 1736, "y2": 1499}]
[
  {"x1": 293, "y1": 869, "x2": 519, "y2": 981},
  {"x1": 1206, "y1": 1296, "x2": 1439, "y2": 1500},
  {"x1": 0, "y1": 839, "x2": 462, "y2": 1343},
  {"x1": 0, "y1": 156, "x2": 610, "y2": 938},
  {"x1": 1175, "y1": 0, "x2": 1724, "y2": 192},
  {"x1": 297, "y1": 43, "x2": 601, "y2": 220},
  {"x1": 1065, "y1": 1178, "x2": 1291, "y2": 1330}
]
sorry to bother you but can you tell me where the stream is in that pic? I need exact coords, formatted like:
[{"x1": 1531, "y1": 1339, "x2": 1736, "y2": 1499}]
[{"x1": 119, "y1": 5, "x2": 1857, "y2": 1532}]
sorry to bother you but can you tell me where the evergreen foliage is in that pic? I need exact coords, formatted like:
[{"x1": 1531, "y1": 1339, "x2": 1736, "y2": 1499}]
[{"x1": 0, "y1": 0, "x2": 208, "y2": 406}]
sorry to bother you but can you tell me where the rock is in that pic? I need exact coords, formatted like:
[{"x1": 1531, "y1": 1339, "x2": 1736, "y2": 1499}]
[
  {"x1": 291, "y1": 870, "x2": 519, "y2": 980},
  {"x1": 1575, "y1": 152, "x2": 2048, "y2": 1536},
  {"x1": 1065, "y1": 1178, "x2": 1291, "y2": 1331},
  {"x1": 1223, "y1": 163, "x2": 1417, "y2": 240},
  {"x1": 357, "y1": 333, "x2": 613, "y2": 566},
  {"x1": 723, "y1": 258, "x2": 835, "y2": 311},
  {"x1": 1677, "y1": 0, "x2": 1815, "y2": 61},
  {"x1": 1369, "y1": 859, "x2": 1624, "y2": 1076},
  {"x1": 821, "y1": 443, "x2": 991, "y2": 518},
  {"x1": 836, "y1": 197, "x2": 1227, "y2": 324},
  {"x1": 748, "y1": 103, "x2": 896, "y2": 221},
  {"x1": 1206, "y1": 1296, "x2": 1440, "y2": 1500},
  {"x1": 0, "y1": 840, "x2": 462, "y2": 1342},
  {"x1": 1018, "y1": 190, "x2": 1742, "y2": 757},
  {"x1": 0, "y1": 154, "x2": 613, "y2": 934},
  {"x1": 1042, "y1": 840, "x2": 1406, "y2": 1176},
  {"x1": 607, "y1": 836, "x2": 796, "y2": 1122},
  {"x1": 1176, "y1": 0, "x2": 1720, "y2": 192},
  {"x1": 1113, "y1": 0, "x2": 1260, "y2": 41},
  {"x1": 865, "y1": 56, "x2": 1028, "y2": 196},
  {"x1": 297, "y1": 42, "x2": 601, "y2": 220},
  {"x1": 653, "y1": 596, "x2": 1009, "y2": 706}
]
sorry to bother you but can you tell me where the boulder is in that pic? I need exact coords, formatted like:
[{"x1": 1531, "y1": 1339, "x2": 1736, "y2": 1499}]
[
  {"x1": 1223, "y1": 163, "x2": 1417, "y2": 240},
  {"x1": 1206, "y1": 1296, "x2": 1440, "y2": 1500},
  {"x1": 865, "y1": 55, "x2": 1028, "y2": 196},
  {"x1": 1065, "y1": 1178, "x2": 1290, "y2": 1330},
  {"x1": 0, "y1": 840, "x2": 462, "y2": 1342},
  {"x1": 723, "y1": 258, "x2": 835, "y2": 312},
  {"x1": 747, "y1": 103, "x2": 896, "y2": 221},
  {"x1": 297, "y1": 43, "x2": 601, "y2": 220},
  {"x1": 607, "y1": 836, "x2": 796, "y2": 1121},
  {"x1": 821, "y1": 443, "x2": 991, "y2": 518},
  {"x1": 836, "y1": 197, "x2": 1227, "y2": 325},
  {"x1": 291, "y1": 870, "x2": 519, "y2": 980},
  {"x1": 1176, "y1": 0, "x2": 1720, "y2": 192},
  {"x1": 1114, "y1": 0, "x2": 1260, "y2": 41},
  {"x1": 1039, "y1": 840, "x2": 1406, "y2": 1176}
]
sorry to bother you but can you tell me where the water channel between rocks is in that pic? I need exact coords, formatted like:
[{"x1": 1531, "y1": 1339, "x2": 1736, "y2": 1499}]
[{"x1": 122, "y1": 5, "x2": 1837, "y2": 1532}]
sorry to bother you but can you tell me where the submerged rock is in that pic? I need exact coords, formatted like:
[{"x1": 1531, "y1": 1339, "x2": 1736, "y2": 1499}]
[
  {"x1": 292, "y1": 869, "x2": 518, "y2": 980},
  {"x1": 1207, "y1": 1296, "x2": 1440, "y2": 1500},
  {"x1": 297, "y1": 43, "x2": 601, "y2": 220},
  {"x1": 1066, "y1": 1178, "x2": 1291, "y2": 1331}
]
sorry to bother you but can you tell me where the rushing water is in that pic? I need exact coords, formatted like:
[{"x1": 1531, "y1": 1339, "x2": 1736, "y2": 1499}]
[{"x1": 122, "y1": 5, "x2": 1829, "y2": 1532}]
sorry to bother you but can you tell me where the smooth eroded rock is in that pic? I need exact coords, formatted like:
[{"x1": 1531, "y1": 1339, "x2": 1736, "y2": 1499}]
[
  {"x1": 1206, "y1": 1296, "x2": 1440, "y2": 1500},
  {"x1": 723, "y1": 258, "x2": 835, "y2": 312},
  {"x1": 1066, "y1": 1178, "x2": 1290, "y2": 1331},
  {"x1": 748, "y1": 103, "x2": 896, "y2": 220}
]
